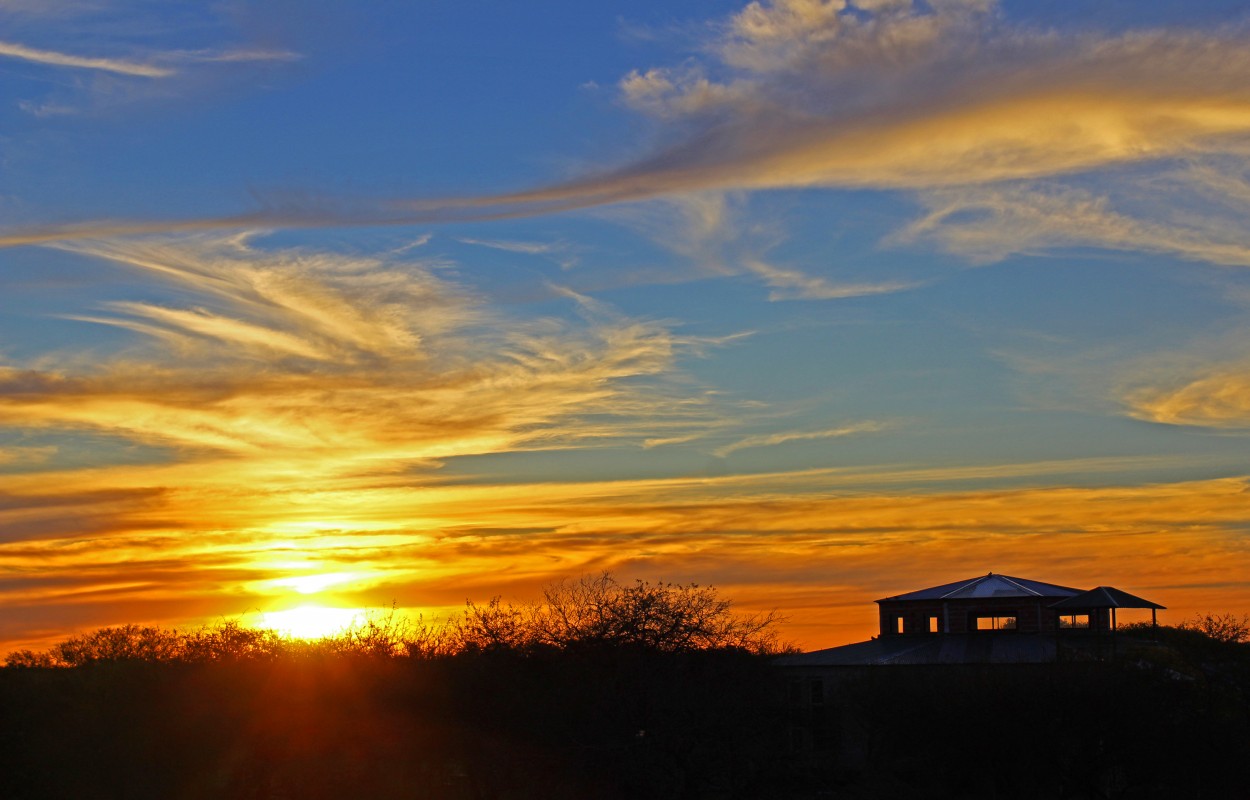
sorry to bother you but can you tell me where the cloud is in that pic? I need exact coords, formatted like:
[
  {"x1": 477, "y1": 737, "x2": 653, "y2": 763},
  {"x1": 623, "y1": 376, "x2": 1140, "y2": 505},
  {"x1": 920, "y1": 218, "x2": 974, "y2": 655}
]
[
  {"x1": 0, "y1": 40, "x2": 173, "y2": 77},
  {"x1": 166, "y1": 48, "x2": 300, "y2": 65},
  {"x1": 721, "y1": 0, "x2": 993, "y2": 74},
  {"x1": 642, "y1": 434, "x2": 703, "y2": 449},
  {"x1": 0, "y1": 445, "x2": 55, "y2": 466},
  {"x1": 0, "y1": 231, "x2": 754, "y2": 649},
  {"x1": 598, "y1": 191, "x2": 918, "y2": 300},
  {"x1": 2, "y1": 449, "x2": 1248, "y2": 650},
  {"x1": 0, "y1": 235, "x2": 700, "y2": 462},
  {"x1": 894, "y1": 166, "x2": 1250, "y2": 266},
  {"x1": 531, "y1": 4, "x2": 1250, "y2": 204},
  {"x1": 743, "y1": 259, "x2": 917, "y2": 300},
  {"x1": 1123, "y1": 361, "x2": 1250, "y2": 429},
  {"x1": 7, "y1": 1, "x2": 1250, "y2": 259},
  {"x1": 458, "y1": 236, "x2": 579, "y2": 269},
  {"x1": 458, "y1": 237, "x2": 561, "y2": 256},
  {"x1": 0, "y1": 39, "x2": 294, "y2": 80},
  {"x1": 1, "y1": 2, "x2": 303, "y2": 119},
  {"x1": 714, "y1": 421, "x2": 885, "y2": 456},
  {"x1": 619, "y1": 64, "x2": 753, "y2": 119}
]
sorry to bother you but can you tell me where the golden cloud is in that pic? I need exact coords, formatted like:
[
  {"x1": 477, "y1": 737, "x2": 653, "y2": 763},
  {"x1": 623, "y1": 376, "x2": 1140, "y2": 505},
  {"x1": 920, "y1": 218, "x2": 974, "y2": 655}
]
[
  {"x1": 6, "y1": 3, "x2": 1250, "y2": 254},
  {"x1": 3, "y1": 440, "x2": 1248, "y2": 652},
  {"x1": 0, "y1": 236, "x2": 698, "y2": 463},
  {"x1": 1124, "y1": 363, "x2": 1250, "y2": 429}
]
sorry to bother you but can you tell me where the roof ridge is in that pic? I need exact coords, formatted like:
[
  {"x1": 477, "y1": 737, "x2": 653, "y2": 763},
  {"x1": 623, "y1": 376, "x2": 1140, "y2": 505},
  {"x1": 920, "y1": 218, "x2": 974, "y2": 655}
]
[
  {"x1": 998, "y1": 574, "x2": 1043, "y2": 597},
  {"x1": 938, "y1": 573, "x2": 993, "y2": 599}
]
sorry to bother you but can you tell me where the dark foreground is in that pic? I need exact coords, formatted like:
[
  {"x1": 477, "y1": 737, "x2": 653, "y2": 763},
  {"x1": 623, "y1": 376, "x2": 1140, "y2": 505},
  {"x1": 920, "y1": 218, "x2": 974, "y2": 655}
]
[{"x1": 2, "y1": 634, "x2": 1249, "y2": 799}]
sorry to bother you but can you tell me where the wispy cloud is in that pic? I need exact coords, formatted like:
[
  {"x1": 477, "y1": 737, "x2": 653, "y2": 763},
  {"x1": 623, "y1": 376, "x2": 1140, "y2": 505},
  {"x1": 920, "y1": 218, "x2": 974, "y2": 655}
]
[
  {"x1": 458, "y1": 237, "x2": 564, "y2": 256},
  {"x1": 0, "y1": 235, "x2": 696, "y2": 461},
  {"x1": 489, "y1": 4, "x2": 1250, "y2": 209},
  {"x1": 1, "y1": 2, "x2": 303, "y2": 119},
  {"x1": 714, "y1": 421, "x2": 885, "y2": 457},
  {"x1": 743, "y1": 259, "x2": 917, "y2": 301},
  {"x1": 894, "y1": 168, "x2": 1250, "y2": 267},
  {"x1": 165, "y1": 48, "x2": 300, "y2": 65},
  {"x1": 0, "y1": 40, "x2": 296, "y2": 77},
  {"x1": 0, "y1": 445, "x2": 55, "y2": 466},
  {"x1": 458, "y1": 236, "x2": 579, "y2": 269},
  {"x1": 0, "y1": 40, "x2": 173, "y2": 77},
  {"x1": 642, "y1": 434, "x2": 703, "y2": 449},
  {"x1": 1122, "y1": 360, "x2": 1250, "y2": 430},
  {"x1": 0, "y1": 232, "x2": 737, "y2": 649}
]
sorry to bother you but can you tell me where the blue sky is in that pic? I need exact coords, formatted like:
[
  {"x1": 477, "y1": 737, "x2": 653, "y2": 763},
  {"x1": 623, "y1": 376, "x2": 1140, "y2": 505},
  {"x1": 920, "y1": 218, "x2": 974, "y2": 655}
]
[{"x1": 2, "y1": 0, "x2": 1250, "y2": 650}]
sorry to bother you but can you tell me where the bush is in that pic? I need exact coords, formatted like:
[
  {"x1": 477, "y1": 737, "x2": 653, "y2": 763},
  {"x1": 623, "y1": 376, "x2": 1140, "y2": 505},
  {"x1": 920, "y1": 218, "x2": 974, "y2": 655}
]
[
  {"x1": 3, "y1": 573, "x2": 787, "y2": 668},
  {"x1": 1181, "y1": 612, "x2": 1250, "y2": 644}
]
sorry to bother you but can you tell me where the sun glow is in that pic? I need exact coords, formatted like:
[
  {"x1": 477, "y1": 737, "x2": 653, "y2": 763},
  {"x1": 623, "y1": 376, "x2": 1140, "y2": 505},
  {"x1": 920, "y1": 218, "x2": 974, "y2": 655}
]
[
  {"x1": 259, "y1": 605, "x2": 361, "y2": 640},
  {"x1": 269, "y1": 572, "x2": 363, "y2": 595}
]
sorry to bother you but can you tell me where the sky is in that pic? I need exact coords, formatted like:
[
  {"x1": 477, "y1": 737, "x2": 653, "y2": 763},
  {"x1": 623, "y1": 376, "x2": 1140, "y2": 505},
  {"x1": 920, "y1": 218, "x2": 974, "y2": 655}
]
[{"x1": 2, "y1": 0, "x2": 1250, "y2": 652}]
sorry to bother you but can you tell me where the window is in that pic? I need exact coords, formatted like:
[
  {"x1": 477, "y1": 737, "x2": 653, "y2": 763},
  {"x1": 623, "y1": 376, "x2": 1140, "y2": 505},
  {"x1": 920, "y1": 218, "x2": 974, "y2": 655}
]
[
  {"x1": 974, "y1": 614, "x2": 1017, "y2": 631},
  {"x1": 1059, "y1": 614, "x2": 1090, "y2": 629},
  {"x1": 895, "y1": 616, "x2": 905, "y2": 634},
  {"x1": 929, "y1": 616, "x2": 940, "y2": 633}
]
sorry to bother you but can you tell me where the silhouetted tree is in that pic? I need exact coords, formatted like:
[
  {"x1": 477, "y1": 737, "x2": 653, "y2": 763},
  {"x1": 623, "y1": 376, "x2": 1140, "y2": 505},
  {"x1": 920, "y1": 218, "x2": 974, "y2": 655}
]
[
  {"x1": 1181, "y1": 611, "x2": 1250, "y2": 644},
  {"x1": 533, "y1": 573, "x2": 784, "y2": 653}
]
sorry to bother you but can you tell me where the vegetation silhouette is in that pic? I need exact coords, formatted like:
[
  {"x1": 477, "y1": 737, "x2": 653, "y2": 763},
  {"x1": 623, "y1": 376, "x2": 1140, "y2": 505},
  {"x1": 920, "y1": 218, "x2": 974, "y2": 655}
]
[
  {"x1": 0, "y1": 575, "x2": 794, "y2": 799},
  {"x1": 1, "y1": 580, "x2": 1248, "y2": 799},
  {"x1": 3, "y1": 574, "x2": 787, "y2": 667}
]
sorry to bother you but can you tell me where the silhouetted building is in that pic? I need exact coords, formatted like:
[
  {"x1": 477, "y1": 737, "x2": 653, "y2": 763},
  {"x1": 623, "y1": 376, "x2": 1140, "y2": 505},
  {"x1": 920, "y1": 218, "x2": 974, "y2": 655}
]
[
  {"x1": 878, "y1": 572, "x2": 1083, "y2": 636},
  {"x1": 775, "y1": 573, "x2": 1168, "y2": 766},
  {"x1": 776, "y1": 572, "x2": 1165, "y2": 667}
]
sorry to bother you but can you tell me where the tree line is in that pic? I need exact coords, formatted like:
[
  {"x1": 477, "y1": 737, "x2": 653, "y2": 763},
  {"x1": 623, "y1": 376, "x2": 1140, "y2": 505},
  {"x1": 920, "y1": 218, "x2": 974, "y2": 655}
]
[
  {"x1": 3, "y1": 573, "x2": 787, "y2": 667},
  {"x1": 2, "y1": 577, "x2": 1248, "y2": 799},
  {"x1": 0, "y1": 574, "x2": 795, "y2": 800}
]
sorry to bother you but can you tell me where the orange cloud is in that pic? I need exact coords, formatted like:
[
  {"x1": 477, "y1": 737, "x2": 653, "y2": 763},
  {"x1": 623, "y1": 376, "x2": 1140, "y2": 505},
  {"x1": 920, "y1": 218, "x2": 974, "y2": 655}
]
[
  {"x1": 0, "y1": 233, "x2": 726, "y2": 650},
  {"x1": 3, "y1": 447, "x2": 1247, "y2": 653},
  {"x1": 1, "y1": 230, "x2": 1244, "y2": 655}
]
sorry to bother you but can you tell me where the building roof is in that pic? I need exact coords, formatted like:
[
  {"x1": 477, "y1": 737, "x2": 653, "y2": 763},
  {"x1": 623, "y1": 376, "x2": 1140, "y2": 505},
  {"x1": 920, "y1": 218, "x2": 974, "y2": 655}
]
[
  {"x1": 1051, "y1": 586, "x2": 1165, "y2": 610},
  {"x1": 876, "y1": 573, "x2": 1083, "y2": 604},
  {"x1": 774, "y1": 634, "x2": 1058, "y2": 667}
]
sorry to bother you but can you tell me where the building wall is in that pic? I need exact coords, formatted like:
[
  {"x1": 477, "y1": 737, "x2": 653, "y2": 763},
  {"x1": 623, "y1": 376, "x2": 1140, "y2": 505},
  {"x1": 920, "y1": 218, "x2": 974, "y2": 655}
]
[{"x1": 878, "y1": 598, "x2": 1112, "y2": 636}]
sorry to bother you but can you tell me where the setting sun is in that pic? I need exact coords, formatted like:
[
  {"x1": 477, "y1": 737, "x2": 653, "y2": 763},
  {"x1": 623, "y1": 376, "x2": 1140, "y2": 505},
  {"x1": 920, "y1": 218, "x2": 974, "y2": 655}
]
[
  {"x1": 259, "y1": 606, "x2": 361, "y2": 640},
  {"x1": 268, "y1": 572, "x2": 364, "y2": 595},
  {"x1": 2, "y1": 0, "x2": 1250, "y2": 660}
]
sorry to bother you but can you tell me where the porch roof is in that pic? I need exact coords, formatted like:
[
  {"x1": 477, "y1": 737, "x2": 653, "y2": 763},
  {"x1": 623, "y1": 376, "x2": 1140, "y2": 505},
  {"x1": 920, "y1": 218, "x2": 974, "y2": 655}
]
[{"x1": 1051, "y1": 586, "x2": 1165, "y2": 610}]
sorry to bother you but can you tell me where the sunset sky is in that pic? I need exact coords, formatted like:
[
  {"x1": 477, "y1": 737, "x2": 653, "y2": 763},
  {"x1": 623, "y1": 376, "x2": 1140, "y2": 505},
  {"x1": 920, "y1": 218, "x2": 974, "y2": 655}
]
[{"x1": 3, "y1": 0, "x2": 1250, "y2": 652}]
